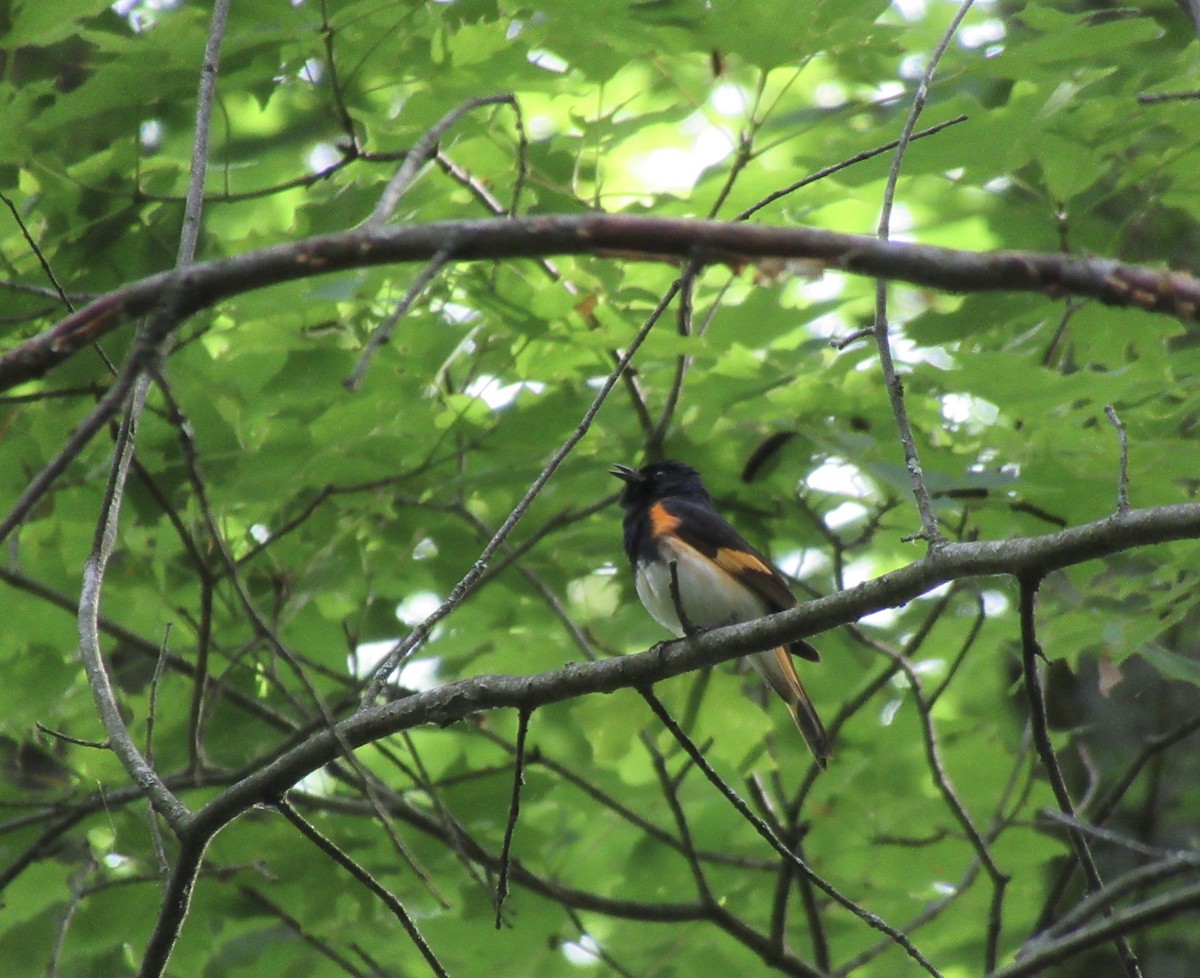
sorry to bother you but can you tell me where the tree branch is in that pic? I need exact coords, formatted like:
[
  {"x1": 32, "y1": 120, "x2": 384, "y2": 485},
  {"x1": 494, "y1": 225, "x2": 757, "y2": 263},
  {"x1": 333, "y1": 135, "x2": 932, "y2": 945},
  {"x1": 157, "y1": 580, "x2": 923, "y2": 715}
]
[
  {"x1": 274, "y1": 798, "x2": 449, "y2": 978},
  {"x1": 987, "y1": 881, "x2": 1200, "y2": 978},
  {"x1": 4, "y1": 215, "x2": 1197, "y2": 392},
  {"x1": 870, "y1": 0, "x2": 974, "y2": 546},
  {"x1": 358, "y1": 263, "x2": 682, "y2": 704},
  {"x1": 180, "y1": 500, "x2": 1200, "y2": 841},
  {"x1": 77, "y1": 336, "x2": 189, "y2": 830},
  {"x1": 367, "y1": 93, "x2": 518, "y2": 225},
  {"x1": 1018, "y1": 576, "x2": 1142, "y2": 978},
  {"x1": 494, "y1": 708, "x2": 531, "y2": 928}
]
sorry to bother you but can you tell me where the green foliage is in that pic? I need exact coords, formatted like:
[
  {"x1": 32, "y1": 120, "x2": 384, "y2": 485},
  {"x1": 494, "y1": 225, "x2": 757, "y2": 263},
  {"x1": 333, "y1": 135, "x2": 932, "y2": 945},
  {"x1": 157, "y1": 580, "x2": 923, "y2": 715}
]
[{"x1": 2, "y1": 1, "x2": 1200, "y2": 976}]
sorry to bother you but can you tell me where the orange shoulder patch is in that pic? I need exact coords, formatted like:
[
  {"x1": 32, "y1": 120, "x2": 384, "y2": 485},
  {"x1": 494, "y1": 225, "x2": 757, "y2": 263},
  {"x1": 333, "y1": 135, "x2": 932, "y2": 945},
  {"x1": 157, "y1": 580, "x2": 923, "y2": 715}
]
[
  {"x1": 713, "y1": 546, "x2": 774, "y2": 578},
  {"x1": 713, "y1": 545, "x2": 797, "y2": 611},
  {"x1": 648, "y1": 501, "x2": 682, "y2": 538}
]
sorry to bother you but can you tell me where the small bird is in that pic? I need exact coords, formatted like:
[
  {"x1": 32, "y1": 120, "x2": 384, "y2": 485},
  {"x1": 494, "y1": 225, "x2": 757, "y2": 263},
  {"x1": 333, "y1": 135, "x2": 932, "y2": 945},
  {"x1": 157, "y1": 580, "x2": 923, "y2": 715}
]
[{"x1": 612, "y1": 460, "x2": 832, "y2": 768}]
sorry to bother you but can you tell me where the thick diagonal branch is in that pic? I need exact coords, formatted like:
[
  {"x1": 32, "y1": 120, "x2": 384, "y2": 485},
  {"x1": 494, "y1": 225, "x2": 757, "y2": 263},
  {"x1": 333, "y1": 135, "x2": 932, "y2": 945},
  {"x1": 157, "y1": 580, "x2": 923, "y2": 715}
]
[{"x1": 185, "y1": 500, "x2": 1200, "y2": 840}]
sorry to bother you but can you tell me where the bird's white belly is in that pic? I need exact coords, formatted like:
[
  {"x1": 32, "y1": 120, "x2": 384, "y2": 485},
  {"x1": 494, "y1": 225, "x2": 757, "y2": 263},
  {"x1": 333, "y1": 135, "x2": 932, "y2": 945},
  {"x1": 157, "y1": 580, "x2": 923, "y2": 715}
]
[{"x1": 634, "y1": 537, "x2": 767, "y2": 637}]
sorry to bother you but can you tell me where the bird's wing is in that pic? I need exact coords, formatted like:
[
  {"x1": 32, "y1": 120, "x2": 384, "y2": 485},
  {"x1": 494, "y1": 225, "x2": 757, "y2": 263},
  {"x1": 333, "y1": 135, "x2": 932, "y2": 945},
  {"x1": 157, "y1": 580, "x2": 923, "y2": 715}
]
[{"x1": 658, "y1": 498, "x2": 820, "y2": 662}]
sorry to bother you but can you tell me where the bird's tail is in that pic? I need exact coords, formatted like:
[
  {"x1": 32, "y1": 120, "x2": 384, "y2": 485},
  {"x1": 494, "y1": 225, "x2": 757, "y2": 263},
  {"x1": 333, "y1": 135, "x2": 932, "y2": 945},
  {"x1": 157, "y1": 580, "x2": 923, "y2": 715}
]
[
  {"x1": 751, "y1": 647, "x2": 833, "y2": 769},
  {"x1": 784, "y1": 679, "x2": 833, "y2": 770}
]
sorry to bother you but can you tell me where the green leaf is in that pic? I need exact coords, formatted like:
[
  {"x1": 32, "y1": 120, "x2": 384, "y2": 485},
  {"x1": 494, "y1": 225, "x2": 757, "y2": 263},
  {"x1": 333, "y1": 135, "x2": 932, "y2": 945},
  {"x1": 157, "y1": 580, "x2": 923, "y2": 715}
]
[
  {"x1": 1139, "y1": 644, "x2": 1200, "y2": 687},
  {"x1": 3, "y1": 2, "x2": 1199, "y2": 974}
]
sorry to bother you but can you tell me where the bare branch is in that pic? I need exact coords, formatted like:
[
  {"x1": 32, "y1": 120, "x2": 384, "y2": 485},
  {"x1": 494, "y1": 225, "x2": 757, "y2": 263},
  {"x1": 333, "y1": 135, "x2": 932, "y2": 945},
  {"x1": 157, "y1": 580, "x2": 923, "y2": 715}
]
[
  {"x1": 274, "y1": 798, "x2": 450, "y2": 978},
  {"x1": 0, "y1": 190, "x2": 73, "y2": 312},
  {"x1": 77, "y1": 345, "x2": 188, "y2": 829},
  {"x1": 639, "y1": 689, "x2": 940, "y2": 978},
  {"x1": 237, "y1": 884, "x2": 372, "y2": 978},
  {"x1": 4, "y1": 216, "x2": 1197, "y2": 393},
  {"x1": 344, "y1": 244, "x2": 455, "y2": 391},
  {"x1": 367, "y1": 93, "x2": 518, "y2": 225},
  {"x1": 137, "y1": 836, "x2": 208, "y2": 978},
  {"x1": 735, "y1": 115, "x2": 968, "y2": 221},
  {"x1": 172, "y1": 499, "x2": 1200, "y2": 846},
  {"x1": 359, "y1": 266, "x2": 686, "y2": 703},
  {"x1": 494, "y1": 708, "x2": 531, "y2": 928},
  {"x1": 872, "y1": 640, "x2": 1010, "y2": 970},
  {"x1": 871, "y1": 0, "x2": 975, "y2": 545},
  {"x1": 1137, "y1": 89, "x2": 1200, "y2": 103},
  {"x1": 0, "y1": 565, "x2": 296, "y2": 734},
  {"x1": 643, "y1": 723, "x2": 717, "y2": 908},
  {"x1": 145, "y1": 623, "x2": 174, "y2": 883},
  {"x1": 1018, "y1": 577, "x2": 1142, "y2": 978},
  {"x1": 0, "y1": 328, "x2": 166, "y2": 545},
  {"x1": 177, "y1": 0, "x2": 231, "y2": 266},
  {"x1": 1104, "y1": 404, "x2": 1131, "y2": 515},
  {"x1": 1025, "y1": 849, "x2": 1200, "y2": 950},
  {"x1": 987, "y1": 882, "x2": 1200, "y2": 978}
]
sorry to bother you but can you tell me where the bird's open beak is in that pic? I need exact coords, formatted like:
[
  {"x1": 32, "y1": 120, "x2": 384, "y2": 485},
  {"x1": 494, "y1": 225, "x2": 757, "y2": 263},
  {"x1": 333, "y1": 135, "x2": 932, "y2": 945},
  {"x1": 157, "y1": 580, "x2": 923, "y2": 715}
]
[{"x1": 610, "y1": 463, "x2": 638, "y2": 483}]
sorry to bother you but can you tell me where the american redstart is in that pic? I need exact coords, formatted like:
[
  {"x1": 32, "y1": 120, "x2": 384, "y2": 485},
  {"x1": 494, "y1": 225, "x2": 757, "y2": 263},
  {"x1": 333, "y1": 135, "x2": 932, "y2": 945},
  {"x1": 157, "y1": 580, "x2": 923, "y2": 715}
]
[{"x1": 613, "y1": 460, "x2": 832, "y2": 768}]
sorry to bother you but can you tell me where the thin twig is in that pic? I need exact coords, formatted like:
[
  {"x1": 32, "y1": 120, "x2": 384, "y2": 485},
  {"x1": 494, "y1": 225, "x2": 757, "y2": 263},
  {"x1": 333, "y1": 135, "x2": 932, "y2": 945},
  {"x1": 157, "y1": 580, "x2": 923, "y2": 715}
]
[
  {"x1": 177, "y1": 0, "x2": 231, "y2": 266},
  {"x1": 873, "y1": 0, "x2": 976, "y2": 545},
  {"x1": 750, "y1": 774, "x2": 810, "y2": 957},
  {"x1": 3, "y1": 566, "x2": 295, "y2": 734},
  {"x1": 433, "y1": 498, "x2": 601, "y2": 661},
  {"x1": 318, "y1": 0, "x2": 359, "y2": 148},
  {"x1": 34, "y1": 724, "x2": 108, "y2": 750},
  {"x1": 735, "y1": 115, "x2": 968, "y2": 222},
  {"x1": 1036, "y1": 809, "x2": 1174, "y2": 860},
  {"x1": 639, "y1": 688, "x2": 945, "y2": 978},
  {"x1": 506, "y1": 100, "x2": 528, "y2": 218},
  {"x1": 186, "y1": 574, "x2": 215, "y2": 773},
  {"x1": 0, "y1": 277, "x2": 91, "y2": 302},
  {"x1": 494, "y1": 709, "x2": 531, "y2": 928},
  {"x1": 926, "y1": 589, "x2": 988, "y2": 706},
  {"x1": 153, "y1": 377, "x2": 344, "y2": 714},
  {"x1": 45, "y1": 860, "x2": 92, "y2": 978},
  {"x1": 1018, "y1": 576, "x2": 1142, "y2": 978},
  {"x1": 238, "y1": 884, "x2": 373, "y2": 978},
  {"x1": 394, "y1": 732, "x2": 494, "y2": 897},
  {"x1": 872, "y1": 640, "x2": 1010, "y2": 969},
  {"x1": 989, "y1": 882, "x2": 1200, "y2": 978},
  {"x1": 1137, "y1": 89, "x2": 1200, "y2": 104},
  {"x1": 1104, "y1": 404, "x2": 1130, "y2": 515},
  {"x1": 344, "y1": 244, "x2": 455, "y2": 390},
  {"x1": 274, "y1": 797, "x2": 450, "y2": 978},
  {"x1": 1025, "y1": 850, "x2": 1200, "y2": 949},
  {"x1": 0, "y1": 191, "x2": 74, "y2": 312},
  {"x1": 562, "y1": 908, "x2": 640, "y2": 978},
  {"x1": 837, "y1": 739, "x2": 1035, "y2": 976},
  {"x1": 439, "y1": 130, "x2": 659, "y2": 438},
  {"x1": 360, "y1": 747, "x2": 455, "y2": 910},
  {"x1": 0, "y1": 334, "x2": 161, "y2": 545},
  {"x1": 481, "y1": 728, "x2": 771, "y2": 869},
  {"x1": 360, "y1": 270, "x2": 687, "y2": 704},
  {"x1": 145, "y1": 623, "x2": 174, "y2": 883},
  {"x1": 1037, "y1": 708, "x2": 1200, "y2": 925},
  {"x1": 1086, "y1": 710, "x2": 1200, "y2": 824},
  {"x1": 368, "y1": 93, "x2": 517, "y2": 225},
  {"x1": 643, "y1": 728, "x2": 716, "y2": 905},
  {"x1": 1040, "y1": 297, "x2": 1085, "y2": 366},
  {"x1": 647, "y1": 261, "x2": 698, "y2": 458}
]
